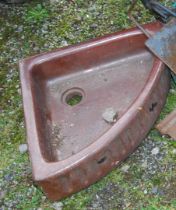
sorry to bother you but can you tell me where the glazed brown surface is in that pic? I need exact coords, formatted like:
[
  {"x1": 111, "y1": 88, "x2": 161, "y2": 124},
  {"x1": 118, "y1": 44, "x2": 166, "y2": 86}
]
[{"x1": 20, "y1": 21, "x2": 170, "y2": 200}]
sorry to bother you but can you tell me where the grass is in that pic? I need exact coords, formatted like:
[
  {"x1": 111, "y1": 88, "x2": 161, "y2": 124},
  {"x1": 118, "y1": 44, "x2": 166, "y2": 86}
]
[
  {"x1": 66, "y1": 94, "x2": 83, "y2": 106},
  {"x1": 25, "y1": 4, "x2": 49, "y2": 23},
  {"x1": 0, "y1": 0, "x2": 176, "y2": 209}
]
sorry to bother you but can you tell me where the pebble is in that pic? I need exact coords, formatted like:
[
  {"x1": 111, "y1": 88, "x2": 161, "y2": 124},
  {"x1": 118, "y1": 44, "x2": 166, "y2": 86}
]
[
  {"x1": 17, "y1": 88, "x2": 22, "y2": 95},
  {"x1": 33, "y1": 47, "x2": 40, "y2": 52},
  {"x1": 52, "y1": 202, "x2": 63, "y2": 210},
  {"x1": 92, "y1": 202, "x2": 99, "y2": 209},
  {"x1": 172, "y1": 149, "x2": 176, "y2": 155},
  {"x1": 19, "y1": 144, "x2": 28, "y2": 154},
  {"x1": 102, "y1": 107, "x2": 117, "y2": 123},
  {"x1": 16, "y1": 26, "x2": 23, "y2": 33},
  {"x1": 169, "y1": 89, "x2": 176, "y2": 94},
  {"x1": 0, "y1": 190, "x2": 6, "y2": 199},
  {"x1": 151, "y1": 147, "x2": 160, "y2": 155},
  {"x1": 4, "y1": 173, "x2": 13, "y2": 181},
  {"x1": 121, "y1": 165, "x2": 130, "y2": 173},
  {"x1": 143, "y1": 189, "x2": 148, "y2": 194},
  {"x1": 151, "y1": 187, "x2": 158, "y2": 194},
  {"x1": 41, "y1": 195, "x2": 46, "y2": 201},
  {"x1": 61, "y1": 40, "x2": 68, "y2": 47},
  {"x1": 90, "y1": 23, "x2": 98, "y2": 29},
  {"x1": 50, "y1": 0, "x2": 60, "y2": 4},
  {"x1": 141, "y1": 160, "x2": 148, "y2": 168}
]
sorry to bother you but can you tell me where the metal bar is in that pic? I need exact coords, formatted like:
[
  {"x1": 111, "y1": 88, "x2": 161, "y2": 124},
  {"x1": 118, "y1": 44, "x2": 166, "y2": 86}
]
[{"x1": 128, "y1": 0, "x2": 151, "y2": 38}]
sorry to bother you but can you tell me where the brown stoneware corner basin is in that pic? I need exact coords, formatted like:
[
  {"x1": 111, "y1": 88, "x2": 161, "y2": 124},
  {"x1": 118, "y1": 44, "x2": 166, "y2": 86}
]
[{"x1": 20, "y1": 21, "x2": 170, "y2": 201}]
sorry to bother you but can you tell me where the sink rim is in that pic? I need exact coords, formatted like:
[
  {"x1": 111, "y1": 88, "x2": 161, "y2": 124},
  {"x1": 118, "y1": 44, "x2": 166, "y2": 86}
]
[{"x1": 20, "y1": 21, "x2": 165, "y2": 181}]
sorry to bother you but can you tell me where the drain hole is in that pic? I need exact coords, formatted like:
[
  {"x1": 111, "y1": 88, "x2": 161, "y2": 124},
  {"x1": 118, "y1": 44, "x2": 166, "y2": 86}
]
[
  {"x1": 62, "y1": 88, "x2": 85, "y2": 106},
  {"x1": 97, "y1": 156, "x2": 107, "y2": 164},
  {"x1": 66, "y1": 93, "x2": 83, "y2": 106},
  {"x1": 149, "y1": 102, "x2": 158, "y2": 112}
]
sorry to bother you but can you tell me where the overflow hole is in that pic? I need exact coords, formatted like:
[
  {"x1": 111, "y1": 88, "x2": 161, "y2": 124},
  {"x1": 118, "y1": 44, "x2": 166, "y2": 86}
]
[
  {"x1": 149, "y1": 102, "x2": 158, "y2": 112},
  {"x1": 97, "y1": 156, "x2": 107, "y2": 164}
]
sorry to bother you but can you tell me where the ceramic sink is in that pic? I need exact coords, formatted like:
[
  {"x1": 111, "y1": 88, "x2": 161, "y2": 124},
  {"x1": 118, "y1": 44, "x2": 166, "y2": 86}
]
[{"x1": 20, "y1": 21, "x2": 170, "y2": 200}]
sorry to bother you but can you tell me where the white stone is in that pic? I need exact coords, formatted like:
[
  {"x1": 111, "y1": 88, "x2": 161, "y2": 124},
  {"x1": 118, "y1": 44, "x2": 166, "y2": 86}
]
[
  {"x1": 170, "y1": 89, "x2": 176, "y2": 94},
  {"x1": 19, "y1": 144, "x2": 28, "y2": 154},
  {"x1": 172, "y1": 149, "x2": 176, "y2": 155},
  {"x1": 144, "y1": 189, "x2": 148, "y2": 194},
  {"x1": 102, "y1": 107, "x2": 117, "y2": 123},
  {"x1": 151, "y1": 147, "x2": 159, "y2": 155},
  {"x1": 50, "y1": 0, "x2": 60, "y2": 4},
  {"x1": 61, "y1": 40, "x2": 68, "y2": 47},
  {"x1": 52, "y1": 202, "x2": 63, "y2": 210},
  {"x1": 121, "y1": 164, "x2": 130, "y2": 173}
]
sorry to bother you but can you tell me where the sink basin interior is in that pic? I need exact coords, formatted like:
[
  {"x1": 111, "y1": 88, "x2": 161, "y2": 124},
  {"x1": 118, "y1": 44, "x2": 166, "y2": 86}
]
[{"x1": 30, "y1": 33, "x2": 154, "y2": 162}]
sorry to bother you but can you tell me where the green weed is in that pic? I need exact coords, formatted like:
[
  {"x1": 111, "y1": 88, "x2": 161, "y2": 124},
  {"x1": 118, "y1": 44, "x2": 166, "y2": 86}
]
[{"x1": 25, "y1": 4, "x2": 49, "y2": 23}]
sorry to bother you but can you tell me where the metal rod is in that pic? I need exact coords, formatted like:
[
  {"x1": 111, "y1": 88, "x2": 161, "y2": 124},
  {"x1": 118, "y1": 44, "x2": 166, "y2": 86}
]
[{"x1": 128, "y1": 0, "x2": 151, "y2": 38}]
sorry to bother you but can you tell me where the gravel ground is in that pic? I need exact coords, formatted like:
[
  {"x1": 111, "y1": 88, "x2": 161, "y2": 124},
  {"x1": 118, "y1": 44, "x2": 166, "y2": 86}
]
[
  {"x1": 87, "y1": 137, "x2": 176, "y2": 210},
  {"x1": 0, "y1": 0, "x2": 176, "y2": 209}
]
